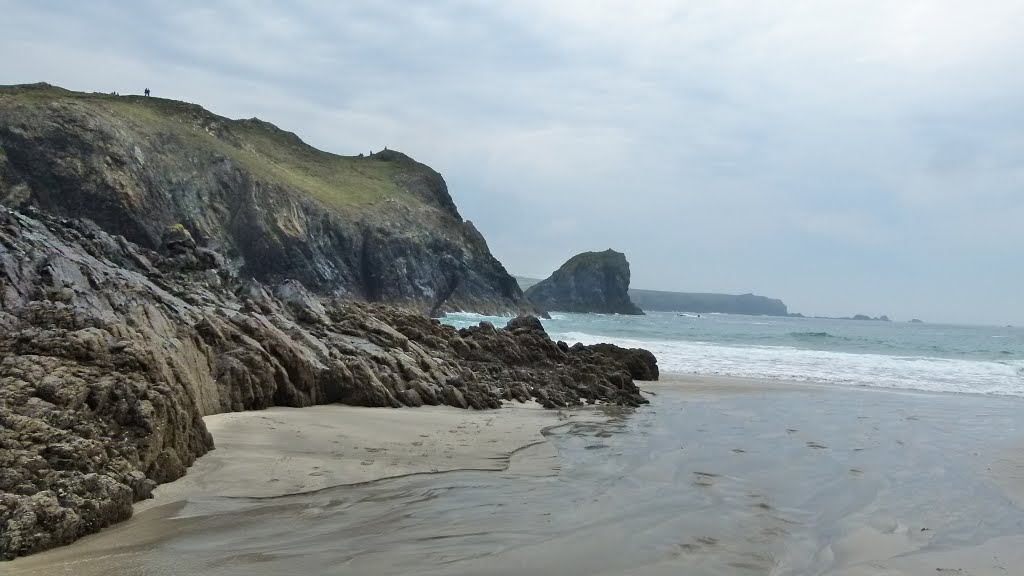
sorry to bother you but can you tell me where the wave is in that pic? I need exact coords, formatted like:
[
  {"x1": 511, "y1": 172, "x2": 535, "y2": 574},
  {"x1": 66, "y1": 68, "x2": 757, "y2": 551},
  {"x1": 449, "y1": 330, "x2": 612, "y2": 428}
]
[
  {"x1": 554, "y1": 331, "x2": 1024, "y2": 397},
  {"x1": 786, "y1": 331, "x2": 854, "y2": 342},
  {"x1": 441, "y1": 311, "x2": 514, "y2": 330}
]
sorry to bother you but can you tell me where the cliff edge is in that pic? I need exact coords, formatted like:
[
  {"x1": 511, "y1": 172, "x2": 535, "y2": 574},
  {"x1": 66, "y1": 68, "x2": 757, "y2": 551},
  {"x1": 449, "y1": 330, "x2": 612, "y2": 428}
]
[{"x1": 0, "y1": 83, "x2": 536, "y2": 316}]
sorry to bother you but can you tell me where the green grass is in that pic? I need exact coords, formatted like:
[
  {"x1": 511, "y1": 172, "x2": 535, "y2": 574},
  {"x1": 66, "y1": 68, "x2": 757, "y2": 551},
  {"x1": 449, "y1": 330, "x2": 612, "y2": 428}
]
[
  {"x1": 0, "y1": 83, "x2": 418, "y2": 211},
  {"x1": 559, "y1": 249, "x2": 624, "y2": 272}
]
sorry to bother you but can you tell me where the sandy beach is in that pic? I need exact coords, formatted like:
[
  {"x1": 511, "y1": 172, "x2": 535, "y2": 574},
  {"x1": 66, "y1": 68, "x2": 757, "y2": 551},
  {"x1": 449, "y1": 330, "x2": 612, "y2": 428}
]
[
  {"x1": 135, "y1": 400, "x2": 595, "y2": 512},
  {"x1": 9, "y1": 374, "x2": 1024, "y2": 575}
]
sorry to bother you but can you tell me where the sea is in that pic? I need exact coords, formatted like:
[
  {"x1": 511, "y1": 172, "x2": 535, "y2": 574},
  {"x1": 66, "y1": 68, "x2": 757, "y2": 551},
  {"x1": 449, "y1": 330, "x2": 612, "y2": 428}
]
[{"x1": 443, "y1": 311, "x2": 1024, "y2": 397}]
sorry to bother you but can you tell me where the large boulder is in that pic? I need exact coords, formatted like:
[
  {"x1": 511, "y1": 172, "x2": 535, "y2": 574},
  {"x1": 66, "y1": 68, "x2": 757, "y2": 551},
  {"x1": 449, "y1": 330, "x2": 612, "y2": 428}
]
[
  {"x1": 525, "y1": 249, "x2": 644, "y2": 315},
  {"x1": 585, "y1": 343, "x2": 659, "y2": 381}
]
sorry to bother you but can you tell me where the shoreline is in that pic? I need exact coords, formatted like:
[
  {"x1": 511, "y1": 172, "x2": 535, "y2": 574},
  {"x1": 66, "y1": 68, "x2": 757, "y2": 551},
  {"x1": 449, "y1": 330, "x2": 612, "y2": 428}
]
[
  {"x1": 647, "y1": 371, "x2": 1024, "y2": 401},
  {"x1": 144, "y1": 372, "x2": 1023, "y2": 516},
  {"x1": 11, "y1": 374, "x2": 1024, "y2": 575}
]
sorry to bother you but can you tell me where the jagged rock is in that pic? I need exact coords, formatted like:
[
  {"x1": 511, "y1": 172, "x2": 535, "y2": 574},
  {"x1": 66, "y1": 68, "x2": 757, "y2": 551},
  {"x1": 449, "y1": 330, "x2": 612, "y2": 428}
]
[
  {"x1": 273, "y1": 279, "x2": 329, "y2": 324},
  {"x1": 583, "y1": 343, "x2": 659, "y2": 381},
  {"x1": 525, "y1": 249, "x2": 644, "y2": 315},
  {"x1": 0, "y1": 206, "x2": 654, "y2": 559}
]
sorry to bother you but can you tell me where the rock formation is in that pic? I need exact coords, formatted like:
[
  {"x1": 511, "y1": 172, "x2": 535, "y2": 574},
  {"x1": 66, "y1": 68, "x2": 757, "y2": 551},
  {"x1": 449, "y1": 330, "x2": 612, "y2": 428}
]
[
  {"x1": 525, "y1": 250, "x2": 644, "y2": 315},
  {"x1": 0, "y1": 83, "x2": 538, "y2": 316},
  {"x1": 846, "y1": 314, "x2": 891, "y2": 322},
  {"x1": 0, "y1": 205, "x2": 657, "y2": 559}
]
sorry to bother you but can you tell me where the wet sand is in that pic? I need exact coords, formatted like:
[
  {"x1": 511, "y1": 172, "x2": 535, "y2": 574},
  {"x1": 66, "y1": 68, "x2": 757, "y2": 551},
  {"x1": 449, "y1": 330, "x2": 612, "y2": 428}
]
[
  {"x1": 9, "y1": 374, "x2": 1024, "y2": 575},
  {"x1": 135, "y1": 401, "x2": 591, "y2": 512}
]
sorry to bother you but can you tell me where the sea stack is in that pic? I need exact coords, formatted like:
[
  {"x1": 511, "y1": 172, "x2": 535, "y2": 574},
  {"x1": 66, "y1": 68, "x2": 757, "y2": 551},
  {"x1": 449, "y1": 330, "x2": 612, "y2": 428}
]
[{"x1": 525, "y1": 249, "x2": 644, "y2": 315}]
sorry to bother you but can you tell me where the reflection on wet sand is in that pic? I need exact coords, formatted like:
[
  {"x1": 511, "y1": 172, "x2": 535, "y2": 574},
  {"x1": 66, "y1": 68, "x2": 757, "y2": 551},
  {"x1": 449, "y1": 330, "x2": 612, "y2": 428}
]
[{"x1": 9, "y1": 376, "x2": 1024, "y2": 576}]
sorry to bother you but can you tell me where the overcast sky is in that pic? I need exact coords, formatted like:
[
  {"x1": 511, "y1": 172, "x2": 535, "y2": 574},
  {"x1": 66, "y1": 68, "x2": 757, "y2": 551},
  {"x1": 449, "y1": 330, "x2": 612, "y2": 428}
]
[{"x1": 2, "y1": 1, "x2": 1022, "y2": 324}]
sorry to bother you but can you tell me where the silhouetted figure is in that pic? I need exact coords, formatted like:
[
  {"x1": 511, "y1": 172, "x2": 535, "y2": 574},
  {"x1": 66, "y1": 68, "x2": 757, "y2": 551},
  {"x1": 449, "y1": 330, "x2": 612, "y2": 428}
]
[{"x1": 144, "y1": 88, "x2": 150, "y2": 97}]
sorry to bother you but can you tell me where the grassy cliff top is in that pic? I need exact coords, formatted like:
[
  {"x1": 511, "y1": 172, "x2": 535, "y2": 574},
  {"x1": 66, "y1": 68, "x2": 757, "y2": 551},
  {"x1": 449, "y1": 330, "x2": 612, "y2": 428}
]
[
  {"x1": 557, "y1": 249, "x2": 628, "y2": 273},
  {"x1": 0, "y1": 83, "x2": 428, "y2": 211}
]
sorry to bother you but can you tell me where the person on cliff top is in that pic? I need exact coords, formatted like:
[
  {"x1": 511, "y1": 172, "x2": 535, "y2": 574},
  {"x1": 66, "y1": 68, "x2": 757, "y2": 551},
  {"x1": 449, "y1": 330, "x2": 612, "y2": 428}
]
[{"x1": 144, "y1": 88, "x2": 151, "y2": 96}]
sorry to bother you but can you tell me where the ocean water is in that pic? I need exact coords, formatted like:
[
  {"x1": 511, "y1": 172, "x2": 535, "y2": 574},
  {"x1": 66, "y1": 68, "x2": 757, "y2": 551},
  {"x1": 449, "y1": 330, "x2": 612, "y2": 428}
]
[{"x1": 443, "y1": 312, "x2": 1024, "y2": 397}]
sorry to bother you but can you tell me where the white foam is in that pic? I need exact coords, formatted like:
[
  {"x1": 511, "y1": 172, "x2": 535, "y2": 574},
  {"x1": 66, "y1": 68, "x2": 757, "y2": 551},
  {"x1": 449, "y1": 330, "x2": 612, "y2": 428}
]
[
  {"x1": 556, "y1": 331, "x2": 1024, "y2": 397},
  {"x1": 441, "y1": 312, "x2": 512, "y2": 329}
]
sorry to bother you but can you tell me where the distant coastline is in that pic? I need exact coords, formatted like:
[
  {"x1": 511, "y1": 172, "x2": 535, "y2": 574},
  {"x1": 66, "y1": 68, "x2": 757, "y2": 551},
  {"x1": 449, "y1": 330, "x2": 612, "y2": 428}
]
[{"x1": 516, "y1": 277, "x2": 790, "y2": 317}]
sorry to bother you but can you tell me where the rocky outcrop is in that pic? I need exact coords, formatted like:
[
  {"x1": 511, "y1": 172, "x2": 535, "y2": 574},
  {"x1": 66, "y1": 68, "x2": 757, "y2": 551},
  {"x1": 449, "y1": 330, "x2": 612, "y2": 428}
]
[
  {"x1": 848, "y1": 314, "x2": 891, "y2": 322},
  {"x1": 627, "y1": 289, "x2": 789, "y2": 316},
  {"x1": 525, "y1": 250, "x2": 643, "y2": 315},
  {"x1": 0, "y1": 205, "x2": 653, "y2": 559},
  {"x1": 582, "y1": 344, "x2": 659, "y2": 381},
  {"x1": 0, "y1": 83, "x2": 538, "y2": 316}
]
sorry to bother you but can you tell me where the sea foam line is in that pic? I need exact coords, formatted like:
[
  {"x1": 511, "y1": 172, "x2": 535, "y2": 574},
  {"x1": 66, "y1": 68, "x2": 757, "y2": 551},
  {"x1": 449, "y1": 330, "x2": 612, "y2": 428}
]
[{"x1": 554, "y1": 331, "x2": 1024, "y2": 398}]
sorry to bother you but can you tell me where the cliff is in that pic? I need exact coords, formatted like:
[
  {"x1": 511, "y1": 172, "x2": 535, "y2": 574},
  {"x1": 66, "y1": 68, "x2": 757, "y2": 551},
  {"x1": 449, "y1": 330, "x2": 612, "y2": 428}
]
[
  {"x1": 525, "y1": 250, "x2": 644, "y2": 315},
  {"x1": 628, "y1": 289, "x2": 789, "y2": 316},
  {"x1": 0, "y1": 84, "x2": 663, "y2": 559},
  {"x1": 0, "y1": 205, "x2": 656, "y2": 559},
  {"x1": 0, "y1": 83, "x2": 536, "y2": 316}
]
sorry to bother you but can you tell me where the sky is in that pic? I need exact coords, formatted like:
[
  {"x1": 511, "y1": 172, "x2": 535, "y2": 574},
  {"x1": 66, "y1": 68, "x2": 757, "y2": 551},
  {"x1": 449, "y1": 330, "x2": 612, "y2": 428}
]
[{"x1": 1, "y1": 1, "x2": 1022, "y2": 325}]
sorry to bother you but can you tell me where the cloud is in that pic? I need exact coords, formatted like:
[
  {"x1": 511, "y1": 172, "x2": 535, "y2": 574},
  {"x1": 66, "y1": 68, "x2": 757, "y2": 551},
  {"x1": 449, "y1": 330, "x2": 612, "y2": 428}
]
[{"x1": 1, "y1": 0, "x2": 1022, "y2": 323}]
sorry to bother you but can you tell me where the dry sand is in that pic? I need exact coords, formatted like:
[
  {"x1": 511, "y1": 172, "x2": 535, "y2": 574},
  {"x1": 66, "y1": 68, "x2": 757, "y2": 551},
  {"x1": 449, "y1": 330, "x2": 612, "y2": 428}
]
[{"x1": 137, "y1": 400, "x2": 598, "y2": 512}]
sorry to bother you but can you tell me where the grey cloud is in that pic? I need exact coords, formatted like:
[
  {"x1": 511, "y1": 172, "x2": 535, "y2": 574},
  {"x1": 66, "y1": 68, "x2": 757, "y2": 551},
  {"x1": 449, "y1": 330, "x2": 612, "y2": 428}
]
[{"x1": 1, "y1": 0, "x2": 1022, "y2": 323}]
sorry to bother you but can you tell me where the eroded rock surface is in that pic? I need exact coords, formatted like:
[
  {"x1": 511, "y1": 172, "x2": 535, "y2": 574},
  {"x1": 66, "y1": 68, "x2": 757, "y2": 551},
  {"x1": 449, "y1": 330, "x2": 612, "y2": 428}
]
[
  {"x1": 0, "y1": 206, "x2": 655, "y2": 559},
  {"x1": 525, "y1": 249, "x2": 644, "y2": 315}
]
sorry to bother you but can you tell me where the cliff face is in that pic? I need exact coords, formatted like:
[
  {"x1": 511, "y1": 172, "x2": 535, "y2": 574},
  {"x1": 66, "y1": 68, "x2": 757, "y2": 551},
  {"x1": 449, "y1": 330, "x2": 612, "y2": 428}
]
[
  {"x1": 525, "y1": 250, "x2": 644, "y2": 315},
  {"x1": 0, "y1": 84, "x2": 666, "y2": 559},
  {"x1": 0, "y1": 205, "x2": 655, "y2": 559},
  {"x1": 0, "y1": 83, "x2": 536, "y2": 316},
  {"x1": 628, "y1": 289, "x2": 789, "y2": 316}
]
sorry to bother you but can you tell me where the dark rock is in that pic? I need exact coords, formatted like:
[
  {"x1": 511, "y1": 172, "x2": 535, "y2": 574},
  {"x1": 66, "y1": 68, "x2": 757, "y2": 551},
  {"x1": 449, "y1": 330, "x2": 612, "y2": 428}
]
[
  {"x1": 845, "y1": 314, "x2": 891, "y2": 322},
  {"x1": 273, "y1": 279, "x2": 328, "y2": 324},
  {"x1": 505, "y1": 315, "x2": 546, "y2": 334},
  {"x1": 525, "y1": 249, "x2": 643, "y2": 315},
  {"x1": 0, "y1": 205, "x2": 655, "y2": 559},
  {"x1": 585, "y1": 343, "x2": 659, "y2": 381}
]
